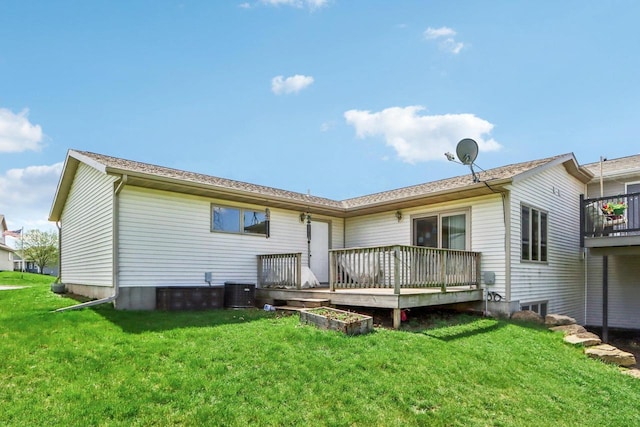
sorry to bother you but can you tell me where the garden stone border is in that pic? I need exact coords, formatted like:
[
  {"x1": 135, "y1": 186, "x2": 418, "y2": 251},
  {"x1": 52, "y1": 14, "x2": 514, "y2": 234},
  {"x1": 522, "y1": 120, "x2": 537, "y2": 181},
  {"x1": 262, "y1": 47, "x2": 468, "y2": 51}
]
[{"x1": 511, "y1": 310, "x2": 638, "y2": 374}]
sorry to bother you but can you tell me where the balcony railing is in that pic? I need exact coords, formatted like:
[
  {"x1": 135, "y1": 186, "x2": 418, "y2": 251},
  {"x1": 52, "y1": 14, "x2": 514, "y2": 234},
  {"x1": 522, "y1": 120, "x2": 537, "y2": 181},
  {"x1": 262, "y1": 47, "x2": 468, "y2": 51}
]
[
  {"x1": 257, "y1": 252, "x2": 302, "y2": 289},
  {"x1": 329, "y1": 245, "x2": 481, "y2": 294},
  {"x1": 580, "y1": 192, "x2": 640, "y2": 244}
]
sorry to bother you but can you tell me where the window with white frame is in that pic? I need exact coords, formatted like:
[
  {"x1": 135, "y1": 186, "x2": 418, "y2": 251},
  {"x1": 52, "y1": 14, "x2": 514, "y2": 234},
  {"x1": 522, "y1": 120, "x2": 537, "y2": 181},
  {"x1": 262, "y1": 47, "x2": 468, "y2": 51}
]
[
  {"x1": 413, "y1": 211, "x2": 468, "y2": 250},
  {"x1": 211, "y1": 205, "x2": 269, "y2": 236},
  {"x1": 521, "y1": 205, "x2": 547, "y2": 262},
  {"x1": 520, "y1": 301, "x2": 548, "y2": 317}
]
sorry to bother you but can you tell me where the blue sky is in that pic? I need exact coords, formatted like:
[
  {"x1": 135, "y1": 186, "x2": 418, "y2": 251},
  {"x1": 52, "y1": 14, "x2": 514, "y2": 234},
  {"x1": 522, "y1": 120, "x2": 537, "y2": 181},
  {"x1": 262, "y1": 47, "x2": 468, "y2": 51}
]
[{"x1": 1, "y1": 0, "x2": 639, "y2": 240}]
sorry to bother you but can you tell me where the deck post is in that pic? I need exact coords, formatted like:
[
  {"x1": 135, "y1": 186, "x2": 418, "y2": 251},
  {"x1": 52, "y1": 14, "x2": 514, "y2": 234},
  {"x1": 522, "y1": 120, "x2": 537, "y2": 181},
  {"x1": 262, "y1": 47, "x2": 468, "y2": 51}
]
[
  {"x1": 393, "y1": 308, "x2": 401, "y2": 329},
  {"x1": 257, "y1": 255, "x2": 263, "y2": 288},
  {"x1": 602, "y1": 255, "x2": 608, "y2": 343},
  {"x1": 393, "y1": 245, "x2": 401, "y2": 295},
  {"x1": 475, "y1": 252, "x2": 481, "y2": 289},
  {"x1": 296, "y1": 252, "x2": 302, "y2": 290},
  {"x1": 329, "y1": 251, "x2": 335, "y2": 292},
  {"x1": 440, "y1": 252, "x2": 447, "y2": 293}
]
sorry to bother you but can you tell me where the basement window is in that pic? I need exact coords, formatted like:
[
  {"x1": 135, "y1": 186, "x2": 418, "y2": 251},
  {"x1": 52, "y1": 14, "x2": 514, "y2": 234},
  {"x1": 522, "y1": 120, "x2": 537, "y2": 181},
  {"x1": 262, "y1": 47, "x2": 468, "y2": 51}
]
[
  {"x1": 520, "y1": 301, "x2": 548, "y2": 317},
  {"x1": 211, "y1": 205, "x2": 269, "y2": 236}
]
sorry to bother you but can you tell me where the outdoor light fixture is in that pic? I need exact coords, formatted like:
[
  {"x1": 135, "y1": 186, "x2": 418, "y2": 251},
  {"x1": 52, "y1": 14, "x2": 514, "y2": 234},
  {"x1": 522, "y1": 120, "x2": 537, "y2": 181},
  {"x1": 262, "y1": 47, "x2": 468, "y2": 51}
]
[{"x1": 395, "y1": 210, "x2": 403, "y2": 222}]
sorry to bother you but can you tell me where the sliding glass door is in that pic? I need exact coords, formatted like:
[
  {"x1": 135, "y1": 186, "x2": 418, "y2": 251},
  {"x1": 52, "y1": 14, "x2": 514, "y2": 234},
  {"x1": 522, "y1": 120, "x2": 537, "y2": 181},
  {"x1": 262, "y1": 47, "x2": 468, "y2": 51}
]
[{"x1": 413, "y1": 212, "x2": 468, "y2": 250}]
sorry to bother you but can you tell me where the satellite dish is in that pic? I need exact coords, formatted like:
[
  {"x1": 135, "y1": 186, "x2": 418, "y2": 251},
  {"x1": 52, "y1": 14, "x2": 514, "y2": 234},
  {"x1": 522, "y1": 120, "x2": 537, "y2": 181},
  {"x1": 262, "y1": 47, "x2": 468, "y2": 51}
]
[{"x1": 456, "y1": 138, "x2": 479, "y2": 165}]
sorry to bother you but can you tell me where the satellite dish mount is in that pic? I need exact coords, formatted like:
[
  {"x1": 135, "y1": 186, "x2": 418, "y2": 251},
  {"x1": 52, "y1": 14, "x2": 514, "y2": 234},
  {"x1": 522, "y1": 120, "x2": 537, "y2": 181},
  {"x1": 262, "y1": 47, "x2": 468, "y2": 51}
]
[{"x1": 446, "y1": 138, "x2": 480, "y2": 183}]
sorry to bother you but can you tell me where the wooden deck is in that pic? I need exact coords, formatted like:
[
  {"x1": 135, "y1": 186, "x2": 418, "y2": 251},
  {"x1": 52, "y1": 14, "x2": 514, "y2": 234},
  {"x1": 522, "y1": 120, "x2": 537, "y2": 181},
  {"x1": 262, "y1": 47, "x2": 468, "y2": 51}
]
[
  {"x1": 257, "y1": 245, "x2": 484, "y2": 328},
  {"x1": 256, "y1": 286, "x2": 484, "y2": 328}
]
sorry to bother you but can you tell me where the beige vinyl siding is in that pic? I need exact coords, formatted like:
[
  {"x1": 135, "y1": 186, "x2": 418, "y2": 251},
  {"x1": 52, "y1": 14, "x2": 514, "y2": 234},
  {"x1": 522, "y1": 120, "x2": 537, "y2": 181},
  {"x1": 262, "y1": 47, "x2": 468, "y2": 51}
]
[
  {"x1": 509, "y1": 164, "x2": 586, "y2": 322},
  {"x1": 345, "y1": 194, "x2": 507, "y2": 292},
  {"x1": 60, "y1": 163, "x2": 116, "y2": 286},
  {"x1": 586, "y1": 181, "x2": 626, "y2": 198},
  {"x1": 586, "y1": 255, "x2": 640, "y2": 329},
  {"x1": 117, "y1": 186, "x2": 343, "y2": 287}
]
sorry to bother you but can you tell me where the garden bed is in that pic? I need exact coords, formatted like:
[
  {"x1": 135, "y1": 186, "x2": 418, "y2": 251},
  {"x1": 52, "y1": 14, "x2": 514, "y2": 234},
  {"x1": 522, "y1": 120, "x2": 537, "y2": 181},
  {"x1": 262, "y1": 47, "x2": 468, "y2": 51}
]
[{"x1": 299, "y1": 307, "x2": 373, "y2": 335}]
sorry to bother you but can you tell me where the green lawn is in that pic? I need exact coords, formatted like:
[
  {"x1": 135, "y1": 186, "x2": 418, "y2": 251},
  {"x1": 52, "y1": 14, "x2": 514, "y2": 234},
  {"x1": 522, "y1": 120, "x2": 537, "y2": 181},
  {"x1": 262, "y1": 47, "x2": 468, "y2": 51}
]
[{"x1": 1, "y1": 271, "x2": 639, "y2": 426}]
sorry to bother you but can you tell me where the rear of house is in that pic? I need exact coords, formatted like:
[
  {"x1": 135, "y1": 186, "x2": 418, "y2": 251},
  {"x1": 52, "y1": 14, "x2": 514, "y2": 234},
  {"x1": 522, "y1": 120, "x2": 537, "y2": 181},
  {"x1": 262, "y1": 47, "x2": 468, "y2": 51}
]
[
  {"x1": 50, "y1": 150, "x2": 345, "y2": 309},
  {"x1": 343, "y1": 155, "x2": 591, "y2": 322},
  {"x1": 50, "y1": 149, "x2": 597, "y2": 324}
]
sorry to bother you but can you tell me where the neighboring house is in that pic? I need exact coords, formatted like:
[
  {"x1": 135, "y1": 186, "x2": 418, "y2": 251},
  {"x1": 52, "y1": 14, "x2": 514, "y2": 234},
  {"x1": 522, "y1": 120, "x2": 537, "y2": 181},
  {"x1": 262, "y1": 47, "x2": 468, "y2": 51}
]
[
  {"x1": 11, "y1": 253, "x2": 58, "y2": 276},
  {"x1": 50, "y1": 149, "x2": 598, "y2": 325},
  {"x1": 581, "y1": 154, "x2": 640, "y2": 332},
  {"x1": 0, "y1": 215, "x2": 15, "y2": 272}
]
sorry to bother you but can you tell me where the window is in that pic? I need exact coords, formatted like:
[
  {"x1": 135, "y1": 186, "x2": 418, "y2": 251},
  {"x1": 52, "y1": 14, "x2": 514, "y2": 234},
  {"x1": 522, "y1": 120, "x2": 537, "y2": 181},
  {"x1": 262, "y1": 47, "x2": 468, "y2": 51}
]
[
  {"x1": 521, "y1": 205, "x2": 547, "y2": 262},
  {"x1": 212, "y1": 205, "x2": 269, "y2": 236},
  {"x1": 413, "y1": 212, "x2": 468, "y2": 250},
  {"x1": 521, "y1": 301, "x2": 548, "y2": 317}
]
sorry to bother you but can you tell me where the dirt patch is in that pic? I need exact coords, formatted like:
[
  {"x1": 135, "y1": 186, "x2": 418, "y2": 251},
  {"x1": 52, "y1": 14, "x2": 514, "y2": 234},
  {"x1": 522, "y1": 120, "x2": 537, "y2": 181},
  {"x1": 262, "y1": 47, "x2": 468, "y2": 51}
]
[{"x1": 334, "y1": 306, "x2": 483, "y2": 331}]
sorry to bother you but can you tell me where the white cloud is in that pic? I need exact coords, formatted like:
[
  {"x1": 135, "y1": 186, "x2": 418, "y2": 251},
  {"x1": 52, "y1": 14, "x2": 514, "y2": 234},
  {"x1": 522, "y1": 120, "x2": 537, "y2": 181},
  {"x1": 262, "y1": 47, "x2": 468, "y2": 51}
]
[
  {"x1": 0, "y1": 108, "x2": 45, "y2": 153},
  {"x1": 424, "y1": 26, "x2": 465, "y2": 54},
  {"x1": 271, "y1": 74, "x2": 314, "y2": 95},
  {"x1": 320, "y1": 121, "x2": 335, "y2": 132},
  {"x1": 258, "y1": 0, "x2": 328, "y2": 10},
  {"x1": 0, "y1": 162, "x2": 63, "y2": 233},
  {"x1": 424, "y1": 27, "x2": 456, "y2": 39},
  {"x1": 344, "y1": 105, "x2": 501, "y2": 164}
]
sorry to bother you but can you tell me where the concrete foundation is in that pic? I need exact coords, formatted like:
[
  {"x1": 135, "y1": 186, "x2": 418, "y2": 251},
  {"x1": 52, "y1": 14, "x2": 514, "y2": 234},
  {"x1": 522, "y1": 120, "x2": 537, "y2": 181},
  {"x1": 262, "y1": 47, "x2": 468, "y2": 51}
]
[
  {"x1": 65, "y1": 283, "x2": 114, "y2": 300},
  {"x1": 116, "y1": 287, "x2": 156, "y2": 310}
]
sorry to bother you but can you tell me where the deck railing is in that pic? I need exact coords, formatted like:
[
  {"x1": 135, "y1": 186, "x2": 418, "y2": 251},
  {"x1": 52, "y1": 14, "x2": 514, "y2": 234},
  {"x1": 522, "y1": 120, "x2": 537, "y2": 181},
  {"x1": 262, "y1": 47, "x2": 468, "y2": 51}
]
[
  {"x1": 329, "y1": 245, "x2": 481, "y2": 294},
  {"x1": 257, "y1": 252, "x2": 302, "y2": 289},
  {"x1": 580, "y1": 192, "x2": 640, "y2": 244}
]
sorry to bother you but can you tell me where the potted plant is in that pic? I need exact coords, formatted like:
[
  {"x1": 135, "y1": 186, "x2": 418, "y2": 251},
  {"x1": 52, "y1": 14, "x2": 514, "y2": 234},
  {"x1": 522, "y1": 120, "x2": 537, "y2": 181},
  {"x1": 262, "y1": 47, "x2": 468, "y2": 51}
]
[
  {"x1": 51, "y1": 280, "x2": 66, "y2": 294},
  {"x1": 602, "y1": 201, "x2": 626, "y2": 216}
]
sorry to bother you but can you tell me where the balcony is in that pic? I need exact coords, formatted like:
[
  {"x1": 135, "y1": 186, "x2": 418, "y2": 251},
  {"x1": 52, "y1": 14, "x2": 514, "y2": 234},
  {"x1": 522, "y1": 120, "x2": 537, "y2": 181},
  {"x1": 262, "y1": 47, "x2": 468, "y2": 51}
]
[{"x1": 581, "y1": 192, "x2": 640, "y2": 253}]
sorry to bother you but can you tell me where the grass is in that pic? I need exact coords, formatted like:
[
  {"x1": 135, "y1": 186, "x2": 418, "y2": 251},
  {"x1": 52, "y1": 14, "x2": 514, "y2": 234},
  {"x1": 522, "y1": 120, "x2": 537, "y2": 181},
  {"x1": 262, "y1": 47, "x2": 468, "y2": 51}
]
[{"x1": 1, "y1": 271, "x2": 640, "y2": 426}]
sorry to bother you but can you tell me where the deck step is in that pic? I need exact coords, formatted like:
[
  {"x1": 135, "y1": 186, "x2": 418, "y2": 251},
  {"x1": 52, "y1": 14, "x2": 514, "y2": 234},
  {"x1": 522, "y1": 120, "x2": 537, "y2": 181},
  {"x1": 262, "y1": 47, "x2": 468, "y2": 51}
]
[
  {"x1": 274, "y1": 305, "x2": 306, "y2": 312},
  {"x1": 285, "y1": 298, "x2": 330, "y2": 308}
]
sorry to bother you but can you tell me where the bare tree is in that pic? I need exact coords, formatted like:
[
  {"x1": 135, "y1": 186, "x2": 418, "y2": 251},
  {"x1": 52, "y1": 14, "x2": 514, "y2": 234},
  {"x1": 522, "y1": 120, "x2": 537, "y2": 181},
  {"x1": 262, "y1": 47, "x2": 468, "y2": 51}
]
[{"x1": 22, "y1": 229, "x2": 58, "y2": 274}]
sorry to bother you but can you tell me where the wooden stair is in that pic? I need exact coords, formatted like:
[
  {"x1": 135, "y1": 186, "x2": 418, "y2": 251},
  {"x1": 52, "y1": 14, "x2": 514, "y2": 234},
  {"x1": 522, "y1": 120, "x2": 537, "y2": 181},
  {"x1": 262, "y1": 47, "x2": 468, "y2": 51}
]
[{"x1": 275, "y1": 298, "x2": 331, "y2": 312}]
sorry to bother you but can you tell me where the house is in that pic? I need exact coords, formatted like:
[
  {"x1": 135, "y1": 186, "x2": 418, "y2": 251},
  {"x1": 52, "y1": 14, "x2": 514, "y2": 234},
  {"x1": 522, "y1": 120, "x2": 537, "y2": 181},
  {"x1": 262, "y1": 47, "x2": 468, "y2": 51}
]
[
  {"x1": 49, "y1": 149, "x2": 595, "y2": 327},
  {"x1": 581, "y1": 154, "x2": 640, "y2": 336},
  {"x1": 0, "y1": 215, "x2": 15, "y2": 272},
  {"x1": 11, "y1": 253, "x2": 58, "y2": 276}
]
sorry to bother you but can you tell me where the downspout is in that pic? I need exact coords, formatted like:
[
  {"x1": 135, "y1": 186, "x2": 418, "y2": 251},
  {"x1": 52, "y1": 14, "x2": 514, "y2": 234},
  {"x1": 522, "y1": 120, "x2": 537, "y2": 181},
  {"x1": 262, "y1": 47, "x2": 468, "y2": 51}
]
[
  {"x1": 55, "y1": 174, "x2": 127, "y2": 312},
  {"x1": 502, "y1": 191, "x2": 512, "y2": 304},
  {"x1": 55, "y1": 221, "x2": 62, "y2": 284}
]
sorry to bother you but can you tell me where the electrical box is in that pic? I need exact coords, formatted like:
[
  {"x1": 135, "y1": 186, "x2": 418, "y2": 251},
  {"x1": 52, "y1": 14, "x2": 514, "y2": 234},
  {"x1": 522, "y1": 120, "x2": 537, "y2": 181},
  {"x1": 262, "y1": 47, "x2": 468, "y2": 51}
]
[
  {"x1": 204, "y1": 272, "x2": 213, "y2": 285},
  {"x1": 483, "y1": 271, "x2": 496, "y2": 286}
]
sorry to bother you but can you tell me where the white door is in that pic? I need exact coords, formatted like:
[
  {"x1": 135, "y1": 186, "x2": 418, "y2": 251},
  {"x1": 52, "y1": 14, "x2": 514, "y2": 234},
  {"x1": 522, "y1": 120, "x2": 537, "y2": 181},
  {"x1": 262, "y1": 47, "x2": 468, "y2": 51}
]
[{"x1": 310, "y1": 221, "x2": 330, "y2": 283}]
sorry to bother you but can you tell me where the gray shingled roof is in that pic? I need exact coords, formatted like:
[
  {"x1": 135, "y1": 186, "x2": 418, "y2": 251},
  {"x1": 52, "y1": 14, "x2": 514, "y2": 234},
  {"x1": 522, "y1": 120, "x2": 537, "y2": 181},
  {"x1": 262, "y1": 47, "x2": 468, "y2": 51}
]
[
  {"x1": 75, "y1": 150, "x2": 344, "y2": 209},
  {"x1": 582, "y1": 154, "x2": 640, "y2": 179},
  {"x1": 72, "y1": 150, "x2": 576, "y2": 210},
  {"x1": 342, "y1": 155, "x2": 566, "y2": 208}
]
